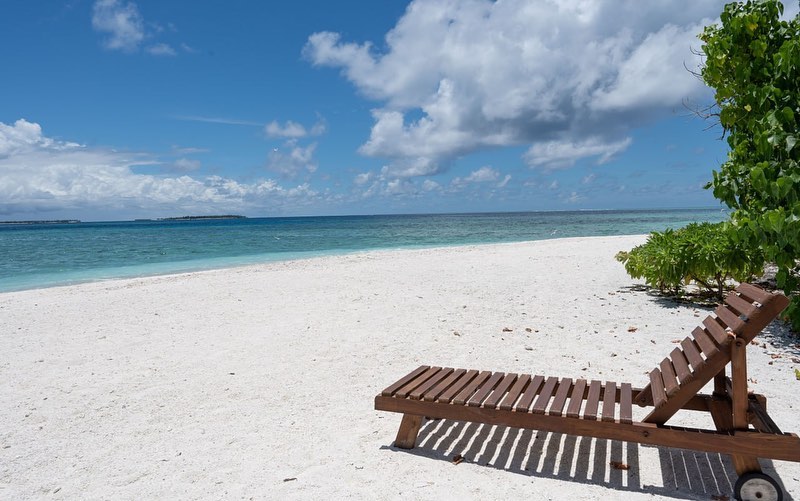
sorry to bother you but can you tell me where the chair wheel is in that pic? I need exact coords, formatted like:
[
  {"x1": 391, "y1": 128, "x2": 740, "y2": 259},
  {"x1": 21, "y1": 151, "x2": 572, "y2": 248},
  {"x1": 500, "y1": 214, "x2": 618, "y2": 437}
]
[{"x1": 734, "y1": 472, "x2": 782, "y2": 501}]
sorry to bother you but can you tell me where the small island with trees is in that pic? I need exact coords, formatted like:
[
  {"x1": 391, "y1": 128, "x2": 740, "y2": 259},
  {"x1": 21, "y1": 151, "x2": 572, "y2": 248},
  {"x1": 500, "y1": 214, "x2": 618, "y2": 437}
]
[
  {"x1": 0, "y1": 220, "x2": 81, "y2": 225},
  {"x1": 135, "y1": 215, "x2": 247, "y2": 222}
]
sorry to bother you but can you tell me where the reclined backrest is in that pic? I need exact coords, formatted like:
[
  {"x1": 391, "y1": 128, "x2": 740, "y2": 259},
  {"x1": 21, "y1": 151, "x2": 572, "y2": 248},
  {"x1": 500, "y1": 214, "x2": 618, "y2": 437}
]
[{"x1": 635, "y1": 283, "x2": 790, "y2": 425}]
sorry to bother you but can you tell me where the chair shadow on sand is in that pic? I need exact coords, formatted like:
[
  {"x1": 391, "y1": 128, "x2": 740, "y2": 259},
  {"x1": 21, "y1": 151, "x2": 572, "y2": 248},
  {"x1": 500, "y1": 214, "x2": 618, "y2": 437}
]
[{"x1": 381, "y1": 418, "x2": 794, "y2": 500}]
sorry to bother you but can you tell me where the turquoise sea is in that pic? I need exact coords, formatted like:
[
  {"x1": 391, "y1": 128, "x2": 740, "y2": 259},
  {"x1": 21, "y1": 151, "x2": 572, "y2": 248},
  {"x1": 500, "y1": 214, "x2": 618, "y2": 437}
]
[{"x1": 0, "y1": 209, "x2": 728, "y2": 292}]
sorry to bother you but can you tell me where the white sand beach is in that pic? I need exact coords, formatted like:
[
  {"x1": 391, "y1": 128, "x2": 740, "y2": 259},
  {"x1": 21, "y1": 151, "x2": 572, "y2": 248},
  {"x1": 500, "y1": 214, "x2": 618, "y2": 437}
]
[{"x1": 1, "y1": 235, "x2": 798, "y2": 500}]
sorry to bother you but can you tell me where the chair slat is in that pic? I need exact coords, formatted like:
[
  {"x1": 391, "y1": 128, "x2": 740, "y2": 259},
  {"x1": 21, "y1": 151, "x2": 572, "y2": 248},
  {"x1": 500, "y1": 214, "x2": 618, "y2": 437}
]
[
  {"x1": 725, "y1": 292, "x2": 758, "y2": 319},
  {"x1": 703, "y1": 316, "x2": 730, "y2": 346},
  {"x1": 619, "y1": 383, "x2": 633, "y2": 424},
  {"x1": 681, "y1": 337, "x2": 704, "y2": 371},
  {"x1": 566, "y1": 378, "x2": 587, "y2": 418},
  {"x1": 381, "y1": 365, "x2": 430, "y2": 396},
  {"x1": 548, "y1": 378, "x2": 573, "y2": 417},
  {"x1": 467, "y1": 371, "x2": 505, "y2": 407},
  {"x1": 649, "y1": 369, "x2": 668, "y2": 409},
  {"x1": 715, "y1": 304, "x2": 745, "y2": 334},
  {"x1": 396, "y1": 366, "x2": 441, "y2": 398},
  {"x1": 424, "y1": 368, "x2": 466, "y2": 402},
  {"x1": 583, "y1": 380, "x2": 602, "y2": 420},
  {"x1": 410, "y1": 367, "x2": 454, "y2": 400},
  {"x1": 692, "y1": 327, "x2": 720, "y2": 360},
  {"x1": 602, "y1": 381, "x2": 617, "y2": 422},
  {"x1": 514, "y1": 375, "x2": 544, "y2": 412},
  {"x1": 532, "y1": 376, "x2": 559, "y2": 415},
  {"x1": 437, "y1": 369, "x2": 477, "y2": 403},
  {"x1": 453, "y1": 370, "x2": 491, "y2": 405},
  {"x1": 659, "y1": 358, "x2": 679, "y2": 397},
  {"x1": 737, "y1": 282, "x2": 771, "y2": 304},
  {"x1": 498, "y1": 374, "x2": 531, "y2": 411},
  {"x1": 483, "y1": 373, "x2": 519, "y2": 409},
  {"x1": 670, "y1": 347, "x2": 692, "y2": 384}
]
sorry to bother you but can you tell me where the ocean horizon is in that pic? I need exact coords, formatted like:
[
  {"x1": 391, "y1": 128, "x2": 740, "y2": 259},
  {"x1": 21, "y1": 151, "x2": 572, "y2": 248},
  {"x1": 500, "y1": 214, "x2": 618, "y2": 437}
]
[{"x1": 0, "y1": 208, "x2": 728, "y2": 293}]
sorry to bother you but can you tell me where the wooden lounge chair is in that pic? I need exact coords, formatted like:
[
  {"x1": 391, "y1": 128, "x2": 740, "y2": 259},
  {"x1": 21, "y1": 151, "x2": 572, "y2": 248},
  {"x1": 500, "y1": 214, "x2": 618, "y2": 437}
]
[{"x1": 375, "y1": 283, "x2": 799, "y2": 501}]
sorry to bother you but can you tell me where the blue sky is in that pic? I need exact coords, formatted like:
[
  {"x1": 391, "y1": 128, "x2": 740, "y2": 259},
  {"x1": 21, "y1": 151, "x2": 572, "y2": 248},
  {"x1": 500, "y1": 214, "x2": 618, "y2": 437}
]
[{"x1": 2, "y1": 1, "x2": 797, "y2": 221}]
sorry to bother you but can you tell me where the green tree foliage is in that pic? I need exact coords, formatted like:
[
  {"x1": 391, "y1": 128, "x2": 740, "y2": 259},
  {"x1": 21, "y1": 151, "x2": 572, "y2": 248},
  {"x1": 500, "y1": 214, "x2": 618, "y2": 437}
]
[
  {"x1": 700, "y1": 0, "x2": 800, "y2": 328},
  {"x1": 615, "y1": 222, "x2": 765, "y2": 299}
]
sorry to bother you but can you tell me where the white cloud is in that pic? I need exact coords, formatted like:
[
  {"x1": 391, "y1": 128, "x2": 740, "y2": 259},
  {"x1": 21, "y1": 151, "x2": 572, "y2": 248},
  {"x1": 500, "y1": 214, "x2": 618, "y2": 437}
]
[
  {"x1": 309, "y1": 119, "x2": 328, "y2": 136},
  {"x1": 352, "y1": 166, "x2": 442, "y2": 199},
  {"x1": 524, "y1": 137, "x2": 633, "y2": 170},
  {"x1": 353, "y1": 172, "x2": 374, "y2": 186},
  {"x1": 305, "y1": 0, "x2": 721, "y2": 175},
  {"x1": 0, "y1": 119, "x2": 80, "y2": 157},
  {"x1": 590, "y1": 23, "x2": 707, "y2": 111},
  {"x1": 450, "y1": 166, "x2": 511, "y2": 191},
  {"x1": 0, "y1": 119, "x2": 321, "y2": 217},
  {"x1": 146, "y1": 43, "x2": 177, "y2": 56},
  {"x1": 92, "y1": 0, "x2": 187, "y2": 56},
  {"x1": 464, "y1": 166, "x2": 499, "y2": 183},
  {"x1": 582, "y1": 173, "x2": 597, "y2": 184},
  {"x1": 265, "y1": 118, "x2": 328, "y2": 138},
  {"x1": 384, "y1": 178, "x2": 419, "y2": 196},
  {"x1": 171, "y1": 158, "x2": 201, "y2": 172},
  {"x1": 266, "y1": 141, "x2": 318, "y2": 178},
  {"x1": 265, "y1": 121, "x2": 308, "y2": 139},
  {"x1": 92, "y1": 0, "x2": 145, "y2": 52}
]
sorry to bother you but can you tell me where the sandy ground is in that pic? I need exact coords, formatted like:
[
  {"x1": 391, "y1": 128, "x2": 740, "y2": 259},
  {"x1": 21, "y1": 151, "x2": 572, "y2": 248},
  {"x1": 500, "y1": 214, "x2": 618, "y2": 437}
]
[{"x1": 1, "y1": 235, "x2": 798, "y2": 500}]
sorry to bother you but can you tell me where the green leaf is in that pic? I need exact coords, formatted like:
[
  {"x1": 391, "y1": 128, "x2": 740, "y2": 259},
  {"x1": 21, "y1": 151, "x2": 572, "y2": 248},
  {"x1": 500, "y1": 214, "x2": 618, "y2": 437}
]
[
  {"x1": 700, "y1": 0, "x2": 800, "y2": 332},
  {"x1": 750, "y1": 166, "x2": 768, "y2": 191},
  {"x1": 776, "y1": 177, "x2": 792, "y2": 199},
  {"x1": 782, "y1": 106, "x2": 795, "y2": 124}
]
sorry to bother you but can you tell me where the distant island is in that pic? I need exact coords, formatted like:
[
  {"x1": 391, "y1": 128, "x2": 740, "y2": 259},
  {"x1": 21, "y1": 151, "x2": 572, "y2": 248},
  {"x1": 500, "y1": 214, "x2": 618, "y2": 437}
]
[
  {"x1": 0, "y1": 219, "x2": 81, "y2": 225},
  {"x1": 157, "y1": 215, "x2": 246, "y2": 221}
]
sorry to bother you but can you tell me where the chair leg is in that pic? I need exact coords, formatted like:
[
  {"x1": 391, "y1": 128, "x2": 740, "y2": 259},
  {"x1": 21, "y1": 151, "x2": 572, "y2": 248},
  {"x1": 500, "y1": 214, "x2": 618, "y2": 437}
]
[
  {"x1": 708, "y1": 393, "x2": 762, "y2": 476},
  {"x1": 394, "y1": 414, "x2": 423, "y2": 449},
  {"x1": 732, "y1": 454, "x2": 761, "y2": 476}
]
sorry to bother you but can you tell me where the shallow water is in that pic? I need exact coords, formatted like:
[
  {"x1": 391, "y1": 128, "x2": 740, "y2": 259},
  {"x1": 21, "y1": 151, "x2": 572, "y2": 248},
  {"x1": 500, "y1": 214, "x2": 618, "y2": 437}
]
[{"x1": 0, "y1": 209, "x2": 728, "y2": 292}]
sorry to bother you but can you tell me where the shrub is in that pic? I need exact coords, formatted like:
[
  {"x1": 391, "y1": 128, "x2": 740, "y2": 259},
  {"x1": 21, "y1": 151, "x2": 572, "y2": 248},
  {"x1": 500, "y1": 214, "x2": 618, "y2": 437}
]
[{"x1": 615, "y1": 222, "x2": 765, "y2": 299}]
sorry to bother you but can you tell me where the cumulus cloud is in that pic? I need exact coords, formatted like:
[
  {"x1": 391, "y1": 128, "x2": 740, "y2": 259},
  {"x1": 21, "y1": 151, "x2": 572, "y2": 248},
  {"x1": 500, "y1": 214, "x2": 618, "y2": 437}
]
[
  {"x1": 265, "y1": 121, "x2": 307, "y2": 139},
  {"x1": 525, "y1": 136, "x2": 633, "y2": 170},
  {"x1": 305, "y1": 0, "x2": 721, "y2": 174},
  {"x1": 265, "y1": 118, "x2": 327, "y2": 139},
  {"x1": 0, "y1": 119, "x2": 320, "y2": 217},
  {"x1": 450, "y1": 165, "x2": 512, "y2": 191},
  {"x1": 92, "y1": 0, "x2": 145, "y2": 52},
  {"x1": 464, "y1": 166, "x2": 500, "y2": 183},
  {"x1": 353, "y1": 163, "x2": 510, "y2": 200},
  {"x1": 92, "y1": 0, "x2": 183, "y2": 56},
  {"x1": 0, "y1": 119, "x2": 80, "y2": 157},
  {"x1": 266, "y1": 141, "x2": 318, "y2": 178},
  {"x1": 353, "y1": 172, "x2": 374, "y2": 186}
]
